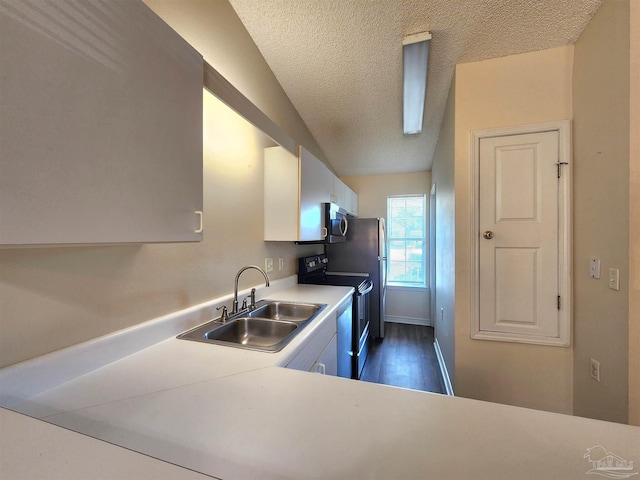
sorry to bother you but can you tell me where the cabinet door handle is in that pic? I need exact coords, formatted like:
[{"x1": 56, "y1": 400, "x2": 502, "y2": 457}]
[
  {"x1": 194, "y1": 211, "x2": 203, "y2": 233},
  {"x1": 315, "y1": 362, "x2": 326, "y2": 375}
]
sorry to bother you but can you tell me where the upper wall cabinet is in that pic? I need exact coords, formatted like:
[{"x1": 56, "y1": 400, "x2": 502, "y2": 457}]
[
  {"x1": 348, "y1": 188, "x2": 358, "y2": 216},
  {"x1": 299, "y1": 146, "x2": 334, "y2": 240},
  {"x1": 0, "y1": 0, "x2": 203, "y2": 246},
  {"x1": 264, "y1": 146, "x2": 299, "y2": 241},
  {"x1": 264, "y1": 145, "x2": 358, "y2": 241},
  {"x1": 332, "y1": 177, "x2": 358, "y2": 216},
  {"x1": 264, "y1": 146, "x2": 333, "y2": 241}
]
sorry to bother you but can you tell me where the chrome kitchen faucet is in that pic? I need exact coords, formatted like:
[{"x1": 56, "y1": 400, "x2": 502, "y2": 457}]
[{"x1": 232, "y1": 265, "x2": 270, "y2": 314}]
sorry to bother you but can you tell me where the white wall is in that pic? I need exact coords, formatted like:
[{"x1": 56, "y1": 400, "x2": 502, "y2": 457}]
[
  {"x1": 629, "y1": 0, "x2": 640, "y2": 428},
  {"x1": 453, "y1": 46, "x2": 575, "y2": 415},
  {"x1": 572, "y1": 0, "x2": 631, "y2": 424},
  {"x1": 430, "y1": 78, "x2": 456, "y2": 386},
  {"x1": 342, "y1": 173, "x2": 431, "y2": 324},
  {"x1": 420, "y1": 2, "x2": 637, "y2": 424},
  {"x1": 342, "y1": 173, "x2": 431, "y2": 219},
  {"x1": 385, "y1": 287, "x2": 430, "y2": 325},
  {"x1": 143, "y1": 0, "x2": 327, "y2": 166}
]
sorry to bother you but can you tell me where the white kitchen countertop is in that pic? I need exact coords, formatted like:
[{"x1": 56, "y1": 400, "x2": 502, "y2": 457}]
[
  {"x1": 1, "y1": 281, "x2": 639, "y2": 479},
  {"x1": 5, "y1": 283, "x2": 351, "y2": 415},
  {"x1": 0, "y1": 408, "x2": 213, "y2": 480}
]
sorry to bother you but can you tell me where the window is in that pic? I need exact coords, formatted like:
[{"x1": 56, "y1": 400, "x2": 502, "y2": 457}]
[{"x1": 387, "y1": 194, "x2": 427, "y2": 288}]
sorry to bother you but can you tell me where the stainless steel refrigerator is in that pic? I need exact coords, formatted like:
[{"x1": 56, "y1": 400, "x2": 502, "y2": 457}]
[{"x1": 327, "y1": 217, "x2": 387, "y2": 338}]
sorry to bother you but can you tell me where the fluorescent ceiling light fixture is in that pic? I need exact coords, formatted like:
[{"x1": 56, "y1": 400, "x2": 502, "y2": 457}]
[{"x1": 403, "y1": 31, "x2": 431, "y2": 135}]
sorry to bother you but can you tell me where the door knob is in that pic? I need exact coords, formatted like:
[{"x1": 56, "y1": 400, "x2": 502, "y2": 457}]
[{"x1": 483, "y1": 231, "x2": 494, "y2": 240}]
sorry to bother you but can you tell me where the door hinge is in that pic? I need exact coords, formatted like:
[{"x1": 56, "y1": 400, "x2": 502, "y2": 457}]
[
  {"x1": 556, "y1": 162, "x2": 568, "y2": 178},
  {"x1": 557, "y1": 295, "x2": 561, "y2": 310}
]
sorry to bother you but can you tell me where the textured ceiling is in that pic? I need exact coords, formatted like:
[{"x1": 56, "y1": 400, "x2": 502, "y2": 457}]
[{"x1": 229, "y1": 0, "x2": 602, "y2": 176}]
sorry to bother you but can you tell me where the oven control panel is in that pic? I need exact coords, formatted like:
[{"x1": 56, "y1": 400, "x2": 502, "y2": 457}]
[{"x1": 300, "y1": 254, "x2": 328, "y2": 275}]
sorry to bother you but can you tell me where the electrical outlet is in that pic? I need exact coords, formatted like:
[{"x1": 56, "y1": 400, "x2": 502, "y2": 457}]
[
  {"x1": 590, "y1": 358, "x2": 600, "y2": 382},
  {"x1": 264, "y1": 258, "x2": 273, "y2": 273},
  {"x1": 278, "y1": 257, "x2": 284, "y2": 271},
  {"x1": 589, "y1": 258, "x2": 601, "y2": 278}
]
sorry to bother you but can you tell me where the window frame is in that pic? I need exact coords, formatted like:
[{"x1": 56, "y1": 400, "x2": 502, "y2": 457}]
[{"x1": 386, "y1": 194, "x2": 427, "y2": 289}]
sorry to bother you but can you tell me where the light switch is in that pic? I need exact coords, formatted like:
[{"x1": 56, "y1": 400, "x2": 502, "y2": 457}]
[
  {"x1": 590, "y1": 258, "x2": 601, "y2": 279},
  {"x1": 608, "y1": 268, "x2": 620, "y2": 291}
]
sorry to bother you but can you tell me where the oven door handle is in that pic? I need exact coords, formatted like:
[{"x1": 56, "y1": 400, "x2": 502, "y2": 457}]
[
  {"x1": 359, "y1": 282, "x2": 374, "y2": 295},
  {"x1": 356, "y1": 322, "x2": 371, "y2": 356}
]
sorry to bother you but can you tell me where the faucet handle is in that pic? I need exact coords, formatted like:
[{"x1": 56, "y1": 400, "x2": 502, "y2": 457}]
[
  {"x1": 216, "y1": 305, "x2": 229, "y2": 323},
  {"x1": 250, "y1": 288, "x2": 257, "y2": 310},
  {"x1": 241, "y1": 297, "x2": 249, "y2": 310}
]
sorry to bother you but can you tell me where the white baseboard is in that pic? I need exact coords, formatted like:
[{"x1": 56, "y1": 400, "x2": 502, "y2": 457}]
[
  {"x1": 385, "y1": 315, "x2": 431, "y2": 326},
  {"x1": 434, "y1": 338, "x2": 454, "y2": 396}
]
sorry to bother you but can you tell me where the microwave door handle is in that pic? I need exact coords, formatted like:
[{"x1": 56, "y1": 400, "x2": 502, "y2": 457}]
[{"x1": 340, "y1": 216, "x2": 348, "y2": 236}]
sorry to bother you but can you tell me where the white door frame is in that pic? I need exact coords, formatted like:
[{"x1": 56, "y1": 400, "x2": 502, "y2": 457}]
[{"x1": 470, "y1": 120, "x2": 572, "y2": 346}]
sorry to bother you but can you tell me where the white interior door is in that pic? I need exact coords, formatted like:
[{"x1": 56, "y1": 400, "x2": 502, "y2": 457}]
[{"x1": 479, "y1": 131, "x2": 560, "y2": 338}]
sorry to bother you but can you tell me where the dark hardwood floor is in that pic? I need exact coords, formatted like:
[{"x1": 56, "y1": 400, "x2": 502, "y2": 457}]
[{"x1": 360, "y1": 323, "x2": 446, "y2": 394}]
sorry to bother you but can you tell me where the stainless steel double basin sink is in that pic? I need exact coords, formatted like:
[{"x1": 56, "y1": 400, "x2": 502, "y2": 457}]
[{"x1": 177, "y1": 300, "x2": 327, "y2": 352}]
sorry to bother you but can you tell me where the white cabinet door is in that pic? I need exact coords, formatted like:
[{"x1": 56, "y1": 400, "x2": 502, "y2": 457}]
[
  {"x1": 286, "y1": 311, "x2": 337, "y2": 373},
  {"x1": 348, "y1": 188, "x2": 359, "y2": 216},
  {"x1": 342, "y1": 185, "x2": 358, "y2": 216},
  {"x1": 332, "y1": 176, "x2": 358, "y2": 216},
  {"x1": 264, "y1": 145, "x2": 335, "y2": 242},
  {"x1": 299, "y1": 146, "x2": 333, "y2": 241},
  {"x1": 332, "y1": 177, "x2": 346, "y2": 206},
  {"x1": 311, "y1": 333, "x2": 338, "y2": 375},
  {"x1": 264, "y1": 147, "x2": 299, "y2": 241},
  {"x1": 0, "y1": 0, "x2": 203, "y2": 246}
]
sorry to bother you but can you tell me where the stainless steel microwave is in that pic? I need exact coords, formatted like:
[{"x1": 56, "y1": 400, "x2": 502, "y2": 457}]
[{"x1": 323, "y1": 203, "x2": 348, "y2": 243}]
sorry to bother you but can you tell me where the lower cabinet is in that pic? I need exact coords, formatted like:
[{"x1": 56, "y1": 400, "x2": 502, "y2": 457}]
[
  {"x1": 311, "y1": 334, "x2": 338, "y2": 375},
  {"x1": 285, "y1": 310, "x2": 338, "y2": 375}
]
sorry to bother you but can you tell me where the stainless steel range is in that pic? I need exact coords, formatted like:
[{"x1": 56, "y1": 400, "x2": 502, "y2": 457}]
[{"x1": 298, "y1": 254, "x2": 373, "y2": 379}]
